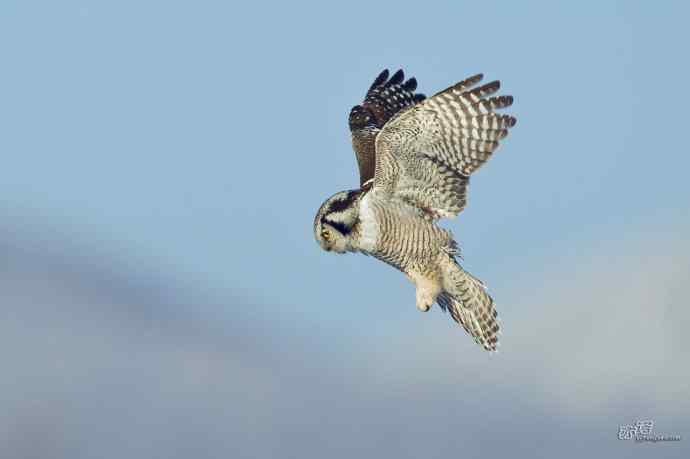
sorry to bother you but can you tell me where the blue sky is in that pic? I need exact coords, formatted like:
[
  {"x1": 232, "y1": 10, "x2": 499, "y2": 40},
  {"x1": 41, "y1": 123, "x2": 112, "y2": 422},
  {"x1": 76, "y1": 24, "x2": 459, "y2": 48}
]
[{"x1": 1, "y1": 1, "x2": 689, "y2": 458}]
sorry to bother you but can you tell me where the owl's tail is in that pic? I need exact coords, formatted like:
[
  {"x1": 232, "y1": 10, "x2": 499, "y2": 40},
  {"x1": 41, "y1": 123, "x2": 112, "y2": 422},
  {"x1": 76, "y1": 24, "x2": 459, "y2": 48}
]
[{"x1": 438, "y1": 263, "x2": 500, "y2": 352}]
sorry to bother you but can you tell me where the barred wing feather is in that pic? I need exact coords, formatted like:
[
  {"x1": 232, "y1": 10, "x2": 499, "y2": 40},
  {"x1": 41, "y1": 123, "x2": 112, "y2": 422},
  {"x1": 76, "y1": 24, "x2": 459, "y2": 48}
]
[{"x1": 373, "y1": 74, "x2": 516, "y2": 219}]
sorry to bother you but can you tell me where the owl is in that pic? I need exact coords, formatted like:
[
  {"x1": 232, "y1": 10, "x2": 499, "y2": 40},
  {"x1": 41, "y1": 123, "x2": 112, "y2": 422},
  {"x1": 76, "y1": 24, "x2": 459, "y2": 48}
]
[{"x1": 313, "y1": 69, "x2": 516, "y2": 351}]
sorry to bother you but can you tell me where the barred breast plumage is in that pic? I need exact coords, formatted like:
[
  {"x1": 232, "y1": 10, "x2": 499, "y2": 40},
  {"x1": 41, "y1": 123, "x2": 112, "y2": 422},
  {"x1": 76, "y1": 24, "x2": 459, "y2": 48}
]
[{"x1": 357, "y1": 191, "x2": 452, "y2": 277}]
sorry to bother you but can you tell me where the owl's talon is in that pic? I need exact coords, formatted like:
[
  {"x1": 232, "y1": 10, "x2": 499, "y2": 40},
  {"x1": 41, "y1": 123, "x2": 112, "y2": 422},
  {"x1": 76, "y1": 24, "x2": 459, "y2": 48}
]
[
  {"x1": 415, "y1": 291, "x2": 434, "y2": 312},
  {"x1": 416, "y1": 302, "x2": 432, "y2": 312}
]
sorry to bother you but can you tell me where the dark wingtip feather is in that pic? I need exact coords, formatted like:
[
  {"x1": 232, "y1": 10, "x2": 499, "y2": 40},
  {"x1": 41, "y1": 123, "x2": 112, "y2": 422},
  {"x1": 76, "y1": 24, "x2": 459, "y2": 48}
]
[
  {"x1": 387, "y1": 69, "x2": 405, "y2": 87},
  {"x1": 369, "y1": 69, "x2": 389, "y2": 92},
  {"x1": 402, "y1": 77, "x2": 418, "y2": 91},
  {"x1": 486, "y1": 80, "x2": 500, "y2": 91},
  {"x1": 458, "y1": 73, "x2": 484, "y2": 88}
]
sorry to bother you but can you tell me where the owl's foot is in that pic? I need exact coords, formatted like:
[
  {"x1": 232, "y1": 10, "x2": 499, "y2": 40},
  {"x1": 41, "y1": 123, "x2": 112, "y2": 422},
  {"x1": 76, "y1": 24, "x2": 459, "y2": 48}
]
[
  {"x1": 415, "y1": 288, "x2": 436, "y2": 312},
  {"x1": 408, "y1": 271, "x2": 441, "y2": 313}
]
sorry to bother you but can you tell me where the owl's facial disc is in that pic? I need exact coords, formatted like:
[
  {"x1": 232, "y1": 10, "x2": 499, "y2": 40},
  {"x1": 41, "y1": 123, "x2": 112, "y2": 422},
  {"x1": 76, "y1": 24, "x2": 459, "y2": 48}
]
[{"x1": 313, "y1": 189, "x2": 361, "y2": 254}]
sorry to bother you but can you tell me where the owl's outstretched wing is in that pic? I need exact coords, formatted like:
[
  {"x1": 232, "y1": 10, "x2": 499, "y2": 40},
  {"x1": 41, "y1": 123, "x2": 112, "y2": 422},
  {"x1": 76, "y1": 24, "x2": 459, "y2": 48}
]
[
  {"x1": 349, "y1": 69, "x2": 426, "y2": 187},
  {"x1": 372, "y1": 74, "x2": 516, "y2": 219}
]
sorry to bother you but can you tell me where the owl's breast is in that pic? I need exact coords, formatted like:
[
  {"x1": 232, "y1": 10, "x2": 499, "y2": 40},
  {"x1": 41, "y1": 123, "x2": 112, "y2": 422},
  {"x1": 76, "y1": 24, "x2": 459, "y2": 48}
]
[{"x1": 359, "y1": 194, "x2": 451, "y2": 274}]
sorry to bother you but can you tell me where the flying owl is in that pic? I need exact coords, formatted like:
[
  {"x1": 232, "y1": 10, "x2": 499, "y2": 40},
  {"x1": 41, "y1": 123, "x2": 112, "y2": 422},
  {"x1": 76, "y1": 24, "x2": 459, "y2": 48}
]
[{"x1": 313, "y1": 69, "x2": 516, "y2": 351}]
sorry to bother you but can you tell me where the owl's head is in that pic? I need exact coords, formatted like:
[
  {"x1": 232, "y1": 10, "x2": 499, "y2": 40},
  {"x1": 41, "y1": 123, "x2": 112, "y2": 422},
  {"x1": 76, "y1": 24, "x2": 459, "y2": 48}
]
[{"x1": 313, "y1": 189, "x2": 361, "y2": 253}]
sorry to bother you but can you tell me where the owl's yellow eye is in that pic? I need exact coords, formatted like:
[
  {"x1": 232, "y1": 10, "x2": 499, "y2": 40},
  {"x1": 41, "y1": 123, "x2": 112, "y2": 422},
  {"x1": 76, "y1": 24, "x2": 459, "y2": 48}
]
[{"x1": 321, "y1": 229, "x2": 331, "y2": 241}]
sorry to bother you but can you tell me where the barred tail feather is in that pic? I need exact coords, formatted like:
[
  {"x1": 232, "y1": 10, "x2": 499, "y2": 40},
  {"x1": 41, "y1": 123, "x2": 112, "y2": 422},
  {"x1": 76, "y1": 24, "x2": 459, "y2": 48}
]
[{"x1": 438, "y1": 265, "x2": 500, "y2": 351}]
